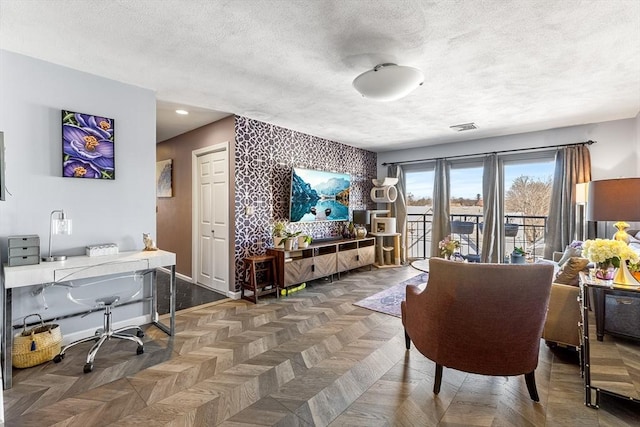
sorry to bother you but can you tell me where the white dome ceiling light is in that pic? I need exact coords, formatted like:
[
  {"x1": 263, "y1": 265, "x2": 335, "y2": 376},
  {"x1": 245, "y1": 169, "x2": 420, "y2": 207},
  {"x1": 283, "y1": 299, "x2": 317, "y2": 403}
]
[{"x1": 353, "y1": 63, "x2": 424, "y2": 102}]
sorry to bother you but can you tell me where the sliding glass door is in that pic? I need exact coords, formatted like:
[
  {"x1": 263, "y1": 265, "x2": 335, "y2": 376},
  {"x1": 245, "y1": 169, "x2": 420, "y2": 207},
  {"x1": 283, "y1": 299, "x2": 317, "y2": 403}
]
[{"x1": 404, "y1": 151, "x2": 554, "y2": 261}]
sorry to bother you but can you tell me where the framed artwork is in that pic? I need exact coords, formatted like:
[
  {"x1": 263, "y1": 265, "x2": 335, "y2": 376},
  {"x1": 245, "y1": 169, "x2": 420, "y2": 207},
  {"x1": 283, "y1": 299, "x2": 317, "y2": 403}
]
[
  {"x1": 62, "y1": 110, "x2": 115, "y2": 179},
  {"x1": 156, "y1": 159, "x2": 173, "y2": 197}
]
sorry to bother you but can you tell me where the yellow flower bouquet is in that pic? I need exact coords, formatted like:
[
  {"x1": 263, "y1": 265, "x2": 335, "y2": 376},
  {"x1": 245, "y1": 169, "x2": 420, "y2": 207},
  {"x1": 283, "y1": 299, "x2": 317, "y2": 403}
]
[{"x1": 582, "y1": 238, "x2": 639, "y2": 280}]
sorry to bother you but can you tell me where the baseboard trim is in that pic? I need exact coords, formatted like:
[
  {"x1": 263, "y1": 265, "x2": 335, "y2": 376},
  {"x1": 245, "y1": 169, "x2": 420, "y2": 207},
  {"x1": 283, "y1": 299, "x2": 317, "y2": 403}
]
[
  {"x1": 157, "y1": 266, "x2": 192, "y2": 283},
  {"x1": 227, "y1": 291, "x2": 241, "y2": 300}
]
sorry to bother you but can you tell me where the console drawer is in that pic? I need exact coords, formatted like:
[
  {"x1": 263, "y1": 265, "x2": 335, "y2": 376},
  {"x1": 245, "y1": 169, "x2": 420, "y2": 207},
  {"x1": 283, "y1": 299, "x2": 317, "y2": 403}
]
[{"x1": 605, "y1": 293, "x2": 640, "y2": 341}]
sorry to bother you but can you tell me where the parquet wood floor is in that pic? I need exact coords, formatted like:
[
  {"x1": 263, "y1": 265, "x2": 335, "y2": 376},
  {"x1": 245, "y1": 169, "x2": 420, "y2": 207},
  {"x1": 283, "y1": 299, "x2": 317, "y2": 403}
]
[{"x1": 4, "y1": 266, "x2": 639, "y2": 426}]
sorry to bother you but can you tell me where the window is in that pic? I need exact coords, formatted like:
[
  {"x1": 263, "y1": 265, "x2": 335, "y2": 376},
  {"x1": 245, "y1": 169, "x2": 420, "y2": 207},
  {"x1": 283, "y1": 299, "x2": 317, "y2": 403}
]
[
  {"x1": 503, "y1": 154, "x2": 555, "y2": 259},
  {"x1": 405, "y1": 167, "x2": 434, "y2": 259},
  {"x1": 449, "y1": 162, "x2": 483, "y2": 256},
  {"x1": 405, "y1": 169, "x2": 434, "y2": 209}
]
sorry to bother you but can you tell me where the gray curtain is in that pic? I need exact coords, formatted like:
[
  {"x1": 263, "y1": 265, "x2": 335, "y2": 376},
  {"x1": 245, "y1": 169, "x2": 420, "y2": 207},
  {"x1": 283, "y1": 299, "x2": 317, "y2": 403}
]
[
  {"x1": 481, "y1": 154, "x2": 504, "y2": 263},
  {"x1": 430, "y1": 159, "x2": 451, "y2": 258},
  {"x1": 544, "y1": 145, "x2": 591, "y2": 259},
  {"x1": 388, "y1": 165, "x2": 408, "y2": 264}
]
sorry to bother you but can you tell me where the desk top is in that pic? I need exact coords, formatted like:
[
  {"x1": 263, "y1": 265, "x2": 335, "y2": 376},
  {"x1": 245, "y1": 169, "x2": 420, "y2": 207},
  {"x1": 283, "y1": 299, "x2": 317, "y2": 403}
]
[{"x1": 3, "y1": 250, "x2": 176, "y2": 289}]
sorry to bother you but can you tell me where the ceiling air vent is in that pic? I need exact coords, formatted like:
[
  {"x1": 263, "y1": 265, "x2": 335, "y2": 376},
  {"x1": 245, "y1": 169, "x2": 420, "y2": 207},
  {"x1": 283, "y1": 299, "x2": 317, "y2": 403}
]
[{"x1": 449, "y1": 122, "x2": 478, "y2": 132}]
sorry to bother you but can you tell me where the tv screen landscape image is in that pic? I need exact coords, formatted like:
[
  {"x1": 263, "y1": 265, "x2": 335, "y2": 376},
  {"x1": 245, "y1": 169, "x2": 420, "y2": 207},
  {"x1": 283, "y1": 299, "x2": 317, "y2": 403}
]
[{"x1": 290, "y1": 167, "x2": 350, "y2": 222}]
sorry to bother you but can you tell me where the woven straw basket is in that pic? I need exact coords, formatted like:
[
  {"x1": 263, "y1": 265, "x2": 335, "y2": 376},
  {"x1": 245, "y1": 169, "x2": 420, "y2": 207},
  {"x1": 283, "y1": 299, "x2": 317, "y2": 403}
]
[{"x1": 12, "y1": 314, "x2": 62, "y2": 369}]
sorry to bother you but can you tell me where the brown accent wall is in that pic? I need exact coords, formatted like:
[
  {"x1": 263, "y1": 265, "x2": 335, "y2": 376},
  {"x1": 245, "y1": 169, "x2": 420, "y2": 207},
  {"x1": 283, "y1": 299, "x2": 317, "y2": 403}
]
[{"x1": 156, "y1": 115, "x2": 235, "y2": 279}]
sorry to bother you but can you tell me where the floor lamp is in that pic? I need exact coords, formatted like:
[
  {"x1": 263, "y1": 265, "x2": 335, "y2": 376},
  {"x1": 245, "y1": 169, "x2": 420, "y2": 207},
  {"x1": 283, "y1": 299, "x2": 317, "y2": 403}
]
[{"x1": 575, "y1": 182, "x2": 589, "y2": 241}]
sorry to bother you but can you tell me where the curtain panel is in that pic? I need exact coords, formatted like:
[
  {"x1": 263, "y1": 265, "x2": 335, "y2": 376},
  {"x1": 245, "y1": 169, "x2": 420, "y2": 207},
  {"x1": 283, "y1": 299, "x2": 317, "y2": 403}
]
[
  {"x1": 430, "y1": 159, "x2": 451, "y2": 258},
  {"x1": 388, "y1": 165, "x2": 408, "y2": 264},
  {"x1": 481, "y1": 154, "x2": 504, "y2": 263},
  {"x1": 544, "y1": 145, "x2": 591, "y2": 259}
]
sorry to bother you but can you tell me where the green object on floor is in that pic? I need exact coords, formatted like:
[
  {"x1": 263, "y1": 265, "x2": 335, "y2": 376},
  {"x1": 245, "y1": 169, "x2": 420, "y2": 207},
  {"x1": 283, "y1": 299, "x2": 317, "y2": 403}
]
[{"x1": 280, "y1": 282, "x2": 306, "y2": 296}]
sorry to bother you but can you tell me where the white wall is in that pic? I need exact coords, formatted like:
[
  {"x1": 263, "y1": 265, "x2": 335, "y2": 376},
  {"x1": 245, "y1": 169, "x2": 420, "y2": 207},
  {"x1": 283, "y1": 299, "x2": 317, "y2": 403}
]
[
  {"x1": 377, "y1": 118, "x2": 640, "y2": 180},
  {"x1": 0, "y1": 50, "x2": 156, "y2": 344},
  {"x1": 0, "y1": 50, "x2": 156, "y2": 256}
]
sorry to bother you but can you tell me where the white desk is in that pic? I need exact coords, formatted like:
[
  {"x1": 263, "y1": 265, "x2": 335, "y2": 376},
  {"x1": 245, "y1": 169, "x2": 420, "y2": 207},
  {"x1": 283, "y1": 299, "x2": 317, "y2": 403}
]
[{"x1": 2, "y1": 250, "x2": 176, "y2": 389}]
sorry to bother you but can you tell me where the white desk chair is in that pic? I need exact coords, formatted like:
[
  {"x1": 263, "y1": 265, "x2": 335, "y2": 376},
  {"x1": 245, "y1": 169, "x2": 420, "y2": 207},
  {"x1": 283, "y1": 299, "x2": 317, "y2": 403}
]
[{"x1": 52, "y1": 273, "x2": 145, "y2": 373}]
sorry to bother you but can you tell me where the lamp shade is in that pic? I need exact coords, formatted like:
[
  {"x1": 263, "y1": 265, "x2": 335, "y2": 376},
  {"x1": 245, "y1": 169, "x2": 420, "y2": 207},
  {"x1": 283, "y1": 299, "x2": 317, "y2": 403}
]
[
  {"x1": 353, "y1": 63, "x2": 423, "y2": 101},
  {"x1": 575, "y1": 182, "x2": 589, "y2": 204},
  {"x1": 586, "y1": 178, "x2": 640, "y2": 221}
]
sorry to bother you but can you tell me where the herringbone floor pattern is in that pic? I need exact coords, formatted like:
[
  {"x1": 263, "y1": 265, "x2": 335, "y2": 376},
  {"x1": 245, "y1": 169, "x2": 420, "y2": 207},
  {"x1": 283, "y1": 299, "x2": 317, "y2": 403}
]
[{"x1": 4, "y1": 266, "x2": 639, "y2": 426}]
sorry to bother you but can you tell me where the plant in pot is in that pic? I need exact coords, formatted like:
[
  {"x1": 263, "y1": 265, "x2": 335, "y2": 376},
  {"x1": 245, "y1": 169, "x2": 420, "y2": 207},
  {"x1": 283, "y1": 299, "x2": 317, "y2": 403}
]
[
  {"x1": 510, "y1": 246, "x2": 526, "y2": 264},
  {"x1": 298, "y1": 234, "x2": 312, "y2": 248},
  {"x1": 272, "y1": 220, "x2": 287, "y2": 248},
  {"x1": 282, "y1": 231, "x2": 301, "y2": 251}
]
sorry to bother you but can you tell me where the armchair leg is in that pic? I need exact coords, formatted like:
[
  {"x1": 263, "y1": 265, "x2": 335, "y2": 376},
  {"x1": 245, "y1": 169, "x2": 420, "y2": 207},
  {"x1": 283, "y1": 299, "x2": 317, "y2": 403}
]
[
  {"x1": 524, "y1": 371, "x2": 539, "y2": 402},
  {"x1": 433, "y1": 364, "x2": 443, "y2": 394},
  {"x1": 404, "y1": 330, "x2": 411, "y2": 349}
]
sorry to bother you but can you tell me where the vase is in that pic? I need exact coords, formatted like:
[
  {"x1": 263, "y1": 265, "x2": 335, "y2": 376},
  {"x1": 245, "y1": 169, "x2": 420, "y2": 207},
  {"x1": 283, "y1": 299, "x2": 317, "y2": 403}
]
[
  {"x1": 595, "y1": 266, "x2": 615, "y2": 280},
  {"x1": 613, "y1": 222, "x2": 630, "y2": 244},
  {"x1": 297, "y1": 235, "x2": 309, "y2": 248},
  {"x1": 613, "y1": 261, "x2": 640, "y2": 286},
  {"x1": 510, "y1": 253, "x2": 526, "y2": 264},
  {"x1": 283, "y1": 239, "x2": 294, "y2": 251}
]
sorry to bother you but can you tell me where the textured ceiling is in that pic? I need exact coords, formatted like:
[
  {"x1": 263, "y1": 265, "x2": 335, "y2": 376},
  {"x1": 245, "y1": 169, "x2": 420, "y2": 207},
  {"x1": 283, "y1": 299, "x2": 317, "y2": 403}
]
[{"x1": 1, "y1": 0, "x2": 639, "y2": 151}]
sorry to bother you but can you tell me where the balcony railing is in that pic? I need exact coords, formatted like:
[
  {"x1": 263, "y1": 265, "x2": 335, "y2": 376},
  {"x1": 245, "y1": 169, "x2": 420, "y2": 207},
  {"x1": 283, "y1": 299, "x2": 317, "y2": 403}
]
[{"x1": 407, "y1": 212, "x2": 548, "y2": 261}]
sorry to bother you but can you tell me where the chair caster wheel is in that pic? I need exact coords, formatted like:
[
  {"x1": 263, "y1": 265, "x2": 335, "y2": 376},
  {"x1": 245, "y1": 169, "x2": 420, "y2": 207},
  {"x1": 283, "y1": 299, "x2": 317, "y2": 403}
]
[
  {"x1": 137, "y1": 330, "x2": 144, "y2": 338},
  {"x1": 83, "y1": 363, "x2": 93, "y2": 373},
  {"x1": 136, "y1": 345, "x2": 144, "y2": 355},
  {"x1": 53, "y1": 354, "x2": 64, "y2": 363}
]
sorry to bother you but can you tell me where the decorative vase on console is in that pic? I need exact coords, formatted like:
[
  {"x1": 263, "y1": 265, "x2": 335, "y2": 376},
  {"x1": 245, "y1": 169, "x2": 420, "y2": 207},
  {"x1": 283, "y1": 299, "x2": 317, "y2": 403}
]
[
  {"x1": 595, "y1": 263, "x2": 615, "y2": 280},
  {"x1": 613, "y1": 221, "x2": 631, "y2": 244}
]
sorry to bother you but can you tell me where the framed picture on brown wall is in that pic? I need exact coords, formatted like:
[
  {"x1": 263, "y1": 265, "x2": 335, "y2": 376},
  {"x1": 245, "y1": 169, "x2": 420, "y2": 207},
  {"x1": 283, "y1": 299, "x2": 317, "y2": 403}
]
[{"x1": 156, "y1": 159, "x2": 173, "y2": 197}]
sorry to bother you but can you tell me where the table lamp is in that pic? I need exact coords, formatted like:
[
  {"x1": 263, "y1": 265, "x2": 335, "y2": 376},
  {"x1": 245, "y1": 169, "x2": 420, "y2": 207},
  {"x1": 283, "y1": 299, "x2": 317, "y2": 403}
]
[
  {"x1": 587, "y1": 178, "x2": 640, "y2": 241},
  {"x1": 42, "y1": 209, "x2": 72, "y2": 262},
  {"x1": 587, "y1": 178, "x2": 640, "y2": 285}
]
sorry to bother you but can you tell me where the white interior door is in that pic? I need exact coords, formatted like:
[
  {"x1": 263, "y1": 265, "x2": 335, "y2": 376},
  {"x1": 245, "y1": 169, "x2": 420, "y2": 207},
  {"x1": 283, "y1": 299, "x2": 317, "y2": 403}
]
[{"x1": 195, "y1": 146, "x2": 228, "y2": 293}]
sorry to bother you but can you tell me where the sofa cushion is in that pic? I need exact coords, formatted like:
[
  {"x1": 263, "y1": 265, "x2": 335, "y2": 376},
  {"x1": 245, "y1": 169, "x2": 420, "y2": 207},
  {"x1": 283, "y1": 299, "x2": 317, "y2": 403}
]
[
  {"x1": 556, "y1": 245, "x2": 583, "y2": 267},
  {"x1": 554, "y1": 257, "x2": 589, "y2": 286}
]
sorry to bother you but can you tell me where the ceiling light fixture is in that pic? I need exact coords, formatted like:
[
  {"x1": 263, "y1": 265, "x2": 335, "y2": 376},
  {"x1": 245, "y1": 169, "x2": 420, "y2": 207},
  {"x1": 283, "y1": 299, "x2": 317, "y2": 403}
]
[
  {"x1": 353, "y1": 63, "x2": 424, "y2": 102},
  {"x1": 175, "y1": 109, "x2": 189, "y2": 115}
]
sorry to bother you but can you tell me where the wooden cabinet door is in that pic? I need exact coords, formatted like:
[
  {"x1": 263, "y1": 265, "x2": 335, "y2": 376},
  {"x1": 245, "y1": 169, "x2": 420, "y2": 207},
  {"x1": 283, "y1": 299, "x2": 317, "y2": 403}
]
[
  {"x1": 358, "y1": 246, "x2": 375, "y2": 267},
  {"x1": 313, "y1": 253, "x2": 337, "y2": 279},
  {"x1": 337, "y1": 249, "x2": 359, "y2": 272},
  {"x1": 284, "y1": 258, "x2": 314, "y2": 286}
]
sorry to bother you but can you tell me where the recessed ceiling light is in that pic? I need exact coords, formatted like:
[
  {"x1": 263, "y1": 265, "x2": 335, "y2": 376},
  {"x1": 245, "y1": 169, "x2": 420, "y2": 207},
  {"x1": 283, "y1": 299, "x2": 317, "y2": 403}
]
[
  {"x1": 175, "y1": 109, "x2": 189, "y2": 115},
  {"x1": 449, "y1": 122, "x2": 478, "y2": 132}
]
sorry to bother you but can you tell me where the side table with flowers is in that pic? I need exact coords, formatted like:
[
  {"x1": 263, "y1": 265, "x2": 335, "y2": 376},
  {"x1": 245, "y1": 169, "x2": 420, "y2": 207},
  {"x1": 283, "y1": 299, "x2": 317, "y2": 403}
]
[
  {"x1": 439, "y1": 235, "x2": 461, "y2": 260},
  {"x1": 582, "y1": 238, "x2": 640, "y2": 285}
]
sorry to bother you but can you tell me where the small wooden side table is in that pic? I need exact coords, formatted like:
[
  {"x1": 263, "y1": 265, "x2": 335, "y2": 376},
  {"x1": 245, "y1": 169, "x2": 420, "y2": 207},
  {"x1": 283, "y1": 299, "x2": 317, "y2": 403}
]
[{"x1": 241, "y1": 255, "x2": 278, "y2": 303}]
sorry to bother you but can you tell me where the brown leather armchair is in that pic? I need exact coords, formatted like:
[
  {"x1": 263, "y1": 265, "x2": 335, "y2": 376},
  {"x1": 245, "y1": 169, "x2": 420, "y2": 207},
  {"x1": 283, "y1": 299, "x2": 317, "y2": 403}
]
[{"x1": 401, "y1": 258, "x2": 554, "y2": 401}]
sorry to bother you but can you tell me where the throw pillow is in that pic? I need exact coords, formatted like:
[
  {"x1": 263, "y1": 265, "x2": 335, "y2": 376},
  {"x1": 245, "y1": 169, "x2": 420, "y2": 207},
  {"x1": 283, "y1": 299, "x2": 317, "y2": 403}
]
[
  {"x1": 555, "y1": 257, "x2": 589, "y2": 286},
  {"x1": 556, "y1": 245, "x2": 583, "y2": 267}
]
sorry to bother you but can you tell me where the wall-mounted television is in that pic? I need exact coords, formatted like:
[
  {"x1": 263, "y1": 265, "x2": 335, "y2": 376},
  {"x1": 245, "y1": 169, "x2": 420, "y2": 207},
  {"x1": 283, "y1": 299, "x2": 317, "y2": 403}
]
[{"x1": 289, "y1": 167, "x2": 350, "y2": 222}]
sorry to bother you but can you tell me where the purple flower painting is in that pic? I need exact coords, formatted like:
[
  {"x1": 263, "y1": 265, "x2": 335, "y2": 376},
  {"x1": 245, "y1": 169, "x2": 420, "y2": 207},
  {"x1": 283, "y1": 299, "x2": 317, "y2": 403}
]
[{"x1": 62, "y1": 110, "x2": 115, "y2": 179}]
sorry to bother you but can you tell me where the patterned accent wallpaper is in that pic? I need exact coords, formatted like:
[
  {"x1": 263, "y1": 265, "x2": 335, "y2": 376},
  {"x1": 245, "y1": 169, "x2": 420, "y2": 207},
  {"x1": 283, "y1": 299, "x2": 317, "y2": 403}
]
[{"x1": 234, "y1": 116, "x2": 377, "y2": 289}]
